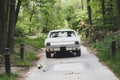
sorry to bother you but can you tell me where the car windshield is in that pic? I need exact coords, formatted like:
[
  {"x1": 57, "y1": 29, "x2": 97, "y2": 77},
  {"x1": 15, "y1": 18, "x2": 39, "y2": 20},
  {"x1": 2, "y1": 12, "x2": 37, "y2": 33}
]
[{"x1": 49, "y1": 31, "x2": 76, "y2": 38}]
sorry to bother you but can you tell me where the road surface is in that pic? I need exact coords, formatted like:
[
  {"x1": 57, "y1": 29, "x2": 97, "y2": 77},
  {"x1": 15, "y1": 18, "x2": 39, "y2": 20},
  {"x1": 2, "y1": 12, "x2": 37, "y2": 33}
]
[{"x1": 24, "y1": 46, "x2": 118, "y2": 80}]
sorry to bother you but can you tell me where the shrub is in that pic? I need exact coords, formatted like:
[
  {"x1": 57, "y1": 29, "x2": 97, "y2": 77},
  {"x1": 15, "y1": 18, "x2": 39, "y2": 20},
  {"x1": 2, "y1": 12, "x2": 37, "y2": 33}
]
[
  {"x1": 0, "y1": 74, "x2": 17, "y2": 80},
  {"x1": 90, "y1": 32, "x2": 120, "y2": 76}
]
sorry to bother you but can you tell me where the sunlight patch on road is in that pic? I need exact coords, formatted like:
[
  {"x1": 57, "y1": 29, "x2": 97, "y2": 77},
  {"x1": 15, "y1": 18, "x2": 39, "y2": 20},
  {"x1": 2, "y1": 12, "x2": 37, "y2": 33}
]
[{"x1": 53, "y1": 63, "x2": 83, "y2": 71}]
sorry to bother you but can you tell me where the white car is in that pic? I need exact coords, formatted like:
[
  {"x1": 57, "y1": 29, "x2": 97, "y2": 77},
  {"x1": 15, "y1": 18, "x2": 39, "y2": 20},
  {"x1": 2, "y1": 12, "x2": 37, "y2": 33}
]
[{"x1": 45, "y1": 29, "x2": 81, "y2": 58}]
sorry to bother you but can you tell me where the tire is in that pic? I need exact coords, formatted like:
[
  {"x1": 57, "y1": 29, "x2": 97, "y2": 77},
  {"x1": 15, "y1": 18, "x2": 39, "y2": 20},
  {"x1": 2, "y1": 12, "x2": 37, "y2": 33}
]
[
  {"x1": 76, "y1": 49, "x2": 81, "y2": 56},
  {"x1": 46, "y1": 51, "x2": 51, "y2": 58}
]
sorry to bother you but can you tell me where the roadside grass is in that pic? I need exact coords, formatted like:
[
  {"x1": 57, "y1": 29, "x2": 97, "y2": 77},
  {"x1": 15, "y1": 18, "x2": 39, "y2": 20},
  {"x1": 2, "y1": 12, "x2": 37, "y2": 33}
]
[
  {"x1": 15, "y1": 34, "x2": 47, "y2": 49},
  {"x1": 0, "y1": 73, "x2": 18, "y2": 80},
  {"x1": 24, "y1": 36, "x2": 45, "y2": 49},
  {"x1": 14, "y1": 34, "x2": 46, "y2": 67},
  {"x1": 0, "y1": 54, "x2": 2, "y2": 61},
  {"x1": 16, "y1": 51, "x2": 38, "y2": 67},
  {"x1": 89, "y1": 33, "x2": 120, "y2": 76},
  {"x1": 0, "y1": 34, "x2": 46, "y2": 79}
]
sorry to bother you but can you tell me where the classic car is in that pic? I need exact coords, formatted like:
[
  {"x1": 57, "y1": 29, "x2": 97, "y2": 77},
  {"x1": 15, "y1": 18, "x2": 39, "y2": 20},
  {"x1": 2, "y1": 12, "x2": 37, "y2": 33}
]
[{"x1": 44, "y1": 29, "x2": 81, "y2": 58}]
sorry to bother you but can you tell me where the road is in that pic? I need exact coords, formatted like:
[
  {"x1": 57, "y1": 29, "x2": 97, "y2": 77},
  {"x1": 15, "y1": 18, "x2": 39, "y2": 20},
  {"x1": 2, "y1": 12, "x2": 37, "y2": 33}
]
[{"x1": 24, "y1": 46, "x2": 118, "y2": 80}]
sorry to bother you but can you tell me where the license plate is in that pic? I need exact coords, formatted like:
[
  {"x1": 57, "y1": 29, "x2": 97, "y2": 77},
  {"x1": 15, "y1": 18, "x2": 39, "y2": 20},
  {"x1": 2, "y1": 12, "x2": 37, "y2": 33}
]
[{"x1": 60, "y1": 47, "x2": 66, "y2": 52}]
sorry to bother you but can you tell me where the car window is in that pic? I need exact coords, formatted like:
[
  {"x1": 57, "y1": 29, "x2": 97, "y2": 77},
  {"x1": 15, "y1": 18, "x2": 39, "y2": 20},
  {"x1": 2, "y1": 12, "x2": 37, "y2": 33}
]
[
  {"x1": 49, "y1": 31, "x2": 76, "y2": 38},
  {"x1": 50, "y1": 32, "x2": 59, "y2": 38}
]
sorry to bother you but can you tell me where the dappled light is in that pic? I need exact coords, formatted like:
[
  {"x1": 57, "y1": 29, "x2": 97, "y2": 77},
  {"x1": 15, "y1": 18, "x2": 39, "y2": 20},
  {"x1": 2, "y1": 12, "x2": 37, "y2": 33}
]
[{"x1": 0, "y1": 0, "x2": 120, "y2": 79}]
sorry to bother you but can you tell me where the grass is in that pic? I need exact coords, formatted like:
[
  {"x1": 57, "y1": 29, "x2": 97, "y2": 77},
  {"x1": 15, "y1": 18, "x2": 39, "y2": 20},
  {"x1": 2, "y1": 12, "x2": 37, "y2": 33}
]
[
  {"x1": 89, "y1": 33, "x2": 120, "y2": 76},
  {"x1": 14, "y1": 34, "x2": 46, "y2": 67},
  {"x1": 16, "y1": 60, "x2": 30, "y2": 67},
  {"x1": 0, "y1": 73, "x2": 18, "y2": 80},
  {"x1": 15, "y1": 34, "x2": 47, "y2": 49},
  {"x1": 16, "y1": 51, "x2": 38, "y2": 67},
  {"x1": 0, "y1": 34, "x2": 46, "y2": 79},
  {"x1": 24, "y1": 37, "x2": 45, "y2": 49},
  {"x1": 0, "y1": 54, "x2": 2, "y2": 60}
]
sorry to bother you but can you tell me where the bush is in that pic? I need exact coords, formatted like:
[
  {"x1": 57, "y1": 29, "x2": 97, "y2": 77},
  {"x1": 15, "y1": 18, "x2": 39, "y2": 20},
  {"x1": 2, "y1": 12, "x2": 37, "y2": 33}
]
[
  {"x1": 24, "y1": 35, "x2": 46, "y2": 49},
  {"x1": 16, "y1": 51, "x2": 37, "y2": 67},
  {"x1": 0, "y1": 74, "x2": 17, "y2": 80},
  {"x1": 15, "y1": 27, "x2": 25, "y2": 37},
  {"x1": 15, "y1": 34, "x2": 46, "y2": 49},
  {"x1": 14, "y1": 34, "x2": 46, "y2": 66},
  {"x1": 90, "y1": 32, "x2": 120, "y2": 76}
]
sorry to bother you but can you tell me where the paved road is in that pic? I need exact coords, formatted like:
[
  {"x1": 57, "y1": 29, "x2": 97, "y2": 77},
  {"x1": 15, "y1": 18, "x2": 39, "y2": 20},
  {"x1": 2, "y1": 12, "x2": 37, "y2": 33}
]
[{"x1": 25, "y1": 46, "x2": 118, "y2": 80}]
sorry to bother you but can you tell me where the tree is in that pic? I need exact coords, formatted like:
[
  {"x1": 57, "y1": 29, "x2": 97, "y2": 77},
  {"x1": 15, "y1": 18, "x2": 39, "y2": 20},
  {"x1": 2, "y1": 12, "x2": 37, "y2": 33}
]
[
  {"x1": 0, "y1": 0, "x2": 22, "y2": 53},
  {"x1": 101, "y1": 0, "x2": 105, "y2": 21},
  {"x1": 87, "y1": 0, "x2": 92, "y2": 25},
  {"x1": 0, "y1": 0, "x2": 7, "y2": 54},
  {"x1": 15, "y1": 0, "x2": 22, "y2": 26},
  {"x1": 81, "y1": 0, "x2": 84, "y2": 10},
  {"x1": 40, "y1": 0, "x2": 64, "y2": 33},
  {"x1": 7, "y1": 0, "x2": 16, "y2": 52},
  {"x1": 117, "y1": 0, "x2": 120, "y2": 29},
  {"x1": 101, "y1": 0, "x2": 105, "y2": 16}
]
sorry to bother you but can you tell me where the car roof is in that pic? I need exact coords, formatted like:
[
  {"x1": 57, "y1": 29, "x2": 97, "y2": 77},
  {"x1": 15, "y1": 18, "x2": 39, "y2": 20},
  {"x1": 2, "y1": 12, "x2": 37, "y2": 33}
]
[{"x1": 47, "y1": 29, "x2": 78, "y2": 38}]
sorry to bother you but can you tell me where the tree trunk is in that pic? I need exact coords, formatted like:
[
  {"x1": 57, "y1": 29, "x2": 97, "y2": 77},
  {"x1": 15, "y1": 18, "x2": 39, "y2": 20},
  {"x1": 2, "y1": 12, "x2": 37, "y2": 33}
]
[
  {"x1": 7, "y1": 0, "x2": 16, "y2": 52},
  {"x1": 15, "y1": 0, "x2": 22, "y2": 26},
  {"x1": 81, "y1": 0, "x2": 84, "y2": 10},
  {"x1": 117, "y1": 0, "x2": 120, "y2": 29},
  {"x1": 101, "y1": 0, "x2": 105, "y2": 26},
  {"x1": 29, "y1": 13, "x2": 34, "y2": 34},
  {"x1": 101, "y1": 0, "x2": 105, "y2": 16},
  {"x1": 87, "y1": 0, "x2": 92, "y2": 25},
  {"x1": 0, "y1": 0, "x2": 7, "y2": 54},
  {"x1": 29, "y1": 1, "x2": 35, "y2": 34}
]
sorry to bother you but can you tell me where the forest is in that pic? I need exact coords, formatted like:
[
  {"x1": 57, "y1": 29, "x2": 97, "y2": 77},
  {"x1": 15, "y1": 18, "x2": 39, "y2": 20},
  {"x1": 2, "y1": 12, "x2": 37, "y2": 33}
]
[
  {"x1": 0, "y1": 0, "x2": 120, "y2": 53},
  {"x1": 0, "y1": 0, "x2": 120, "y2": 78}
]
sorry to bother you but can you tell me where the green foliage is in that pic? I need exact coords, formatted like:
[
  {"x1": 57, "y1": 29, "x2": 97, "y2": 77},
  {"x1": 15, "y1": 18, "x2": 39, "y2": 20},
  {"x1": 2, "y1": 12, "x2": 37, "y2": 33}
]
[
  {"x1": 16, "y1": 51, "x2": 37, "y2": 67},
  {"x1": 14, "y1": 34, "x2": 46, "y2": 67},
  {"x1": 14, "y1": 0, "x2": 120, "y2": 37},
  {"x1": 17, "y1": 0, "x2": 65, "y2": 34},
  {"x1": 25, "y1": 51, "x2": 37, "y2": 61},
  {"x1": 61, "y1": 0, "x2": 87, "y2": 31},
  {"x1": 14, "y1": 34, "x2": 47, "y2": 67},
  {"x1": 15, "y1": 26, "x2": 25, "y2": 37},
  {"x1": 40, "y1": 0, "x2": 65, "y2": 33},
  {"x1": 90, "y1": 0, "x2": 118, "y2": 31},
  {"x1": 14, "y1": 37, "x2": 26, "y2": 45},
  {"x1": 16, "y1": 60, "x2": 30, "y2": 67},
  {"x1": 15, "y1": 34, "x2": 46, "y2": 49},
  {"x1": 0, "y1": 74, "x2": 17, "y2": 80},
  {"x1": 0, "y1": 54, "x2": 2, "y2": 59},
  {"x1": 90, "y1": 32, "x2": 120, "y2": 76},
  {"x1": 24, "y1": 35, "x2": 46, "y2": 49}
]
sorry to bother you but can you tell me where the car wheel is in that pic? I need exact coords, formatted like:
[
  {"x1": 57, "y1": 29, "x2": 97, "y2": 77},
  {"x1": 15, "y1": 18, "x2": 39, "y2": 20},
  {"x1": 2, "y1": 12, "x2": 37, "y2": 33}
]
[
  {"x1": 46, "y1": 51, "x2": 51, "y2": 58},
  {"x1": 76, "y1": 49, "x2": 81, "y2": 56}
]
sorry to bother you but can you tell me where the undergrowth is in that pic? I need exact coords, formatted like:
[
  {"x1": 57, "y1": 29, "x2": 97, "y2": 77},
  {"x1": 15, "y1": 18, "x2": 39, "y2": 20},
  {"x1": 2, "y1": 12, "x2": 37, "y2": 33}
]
[
  {"x1": 16, "y1": 51, "x2": 38, "y2": 67},
  {"x1": 0, "y1": 34, "x2": 46, "y2": 79},
  {"x1": 14, "y1": 34, "x2": 46, "y2": 67},
  {"x1": 0, "y1": 73, "x2": 18, "y2": 80},
  {"x1": 15, "y1": 34, "x2": 46, "y2": 49},
  {"x1": 89, "y1": 32, "x2": 120, "y2": 76}
]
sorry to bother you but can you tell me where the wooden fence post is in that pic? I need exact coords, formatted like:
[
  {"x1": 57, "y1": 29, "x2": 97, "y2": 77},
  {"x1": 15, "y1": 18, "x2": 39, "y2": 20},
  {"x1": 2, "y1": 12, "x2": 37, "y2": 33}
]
[
  {"x1": 20, "y1": 43, "x2": 24, "y2": 60},
  {"x1": 111, "y1": 40, "x2": 116, "y2": 57},
  {"x1": 4, "y1": 48, "x2": 11, "y2": 74}
]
